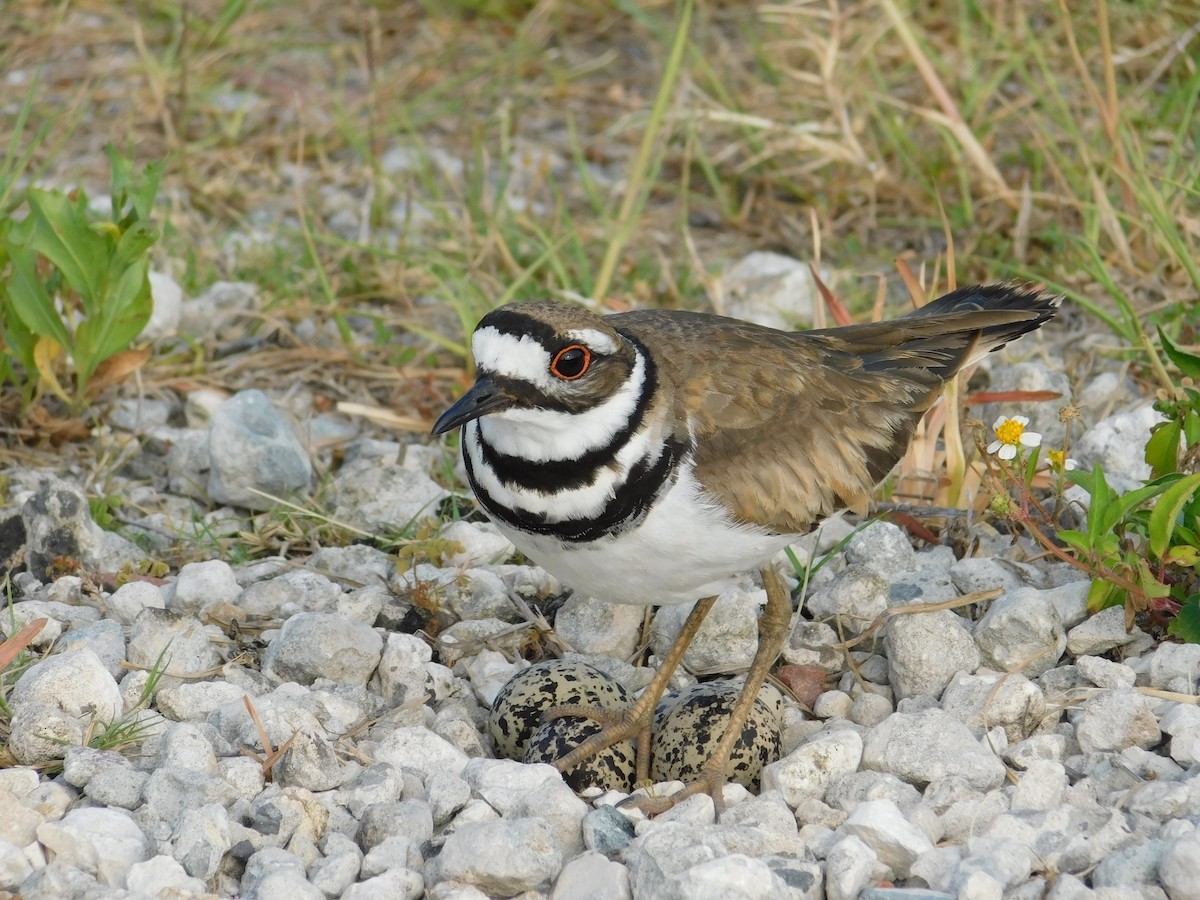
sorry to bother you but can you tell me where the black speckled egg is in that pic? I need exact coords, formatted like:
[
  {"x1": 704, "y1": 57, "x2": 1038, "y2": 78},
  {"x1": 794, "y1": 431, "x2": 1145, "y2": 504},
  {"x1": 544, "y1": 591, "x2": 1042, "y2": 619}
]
[
  {"x1": 523, "y1": 716, "x2": 637, "y2": 792},
  {"x1": 650, "y1": 680, "x2": 783, "y2": 791},
  {"x1": 489, "y1": 659, "x2": 635, "y2": 781}
]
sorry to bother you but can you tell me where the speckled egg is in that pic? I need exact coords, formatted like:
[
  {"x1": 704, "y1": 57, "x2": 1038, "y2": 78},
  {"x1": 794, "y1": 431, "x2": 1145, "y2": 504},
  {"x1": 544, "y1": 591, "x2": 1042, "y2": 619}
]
[
  {"x1": 650, "y1": 680, "x2": 783, "y2": 791},
  {"x1": 523, "y1": 715, "x2": 637, "y2": 792},
  {"x1": 490, "y1": 659, "x2": 633, "y2": 758}
]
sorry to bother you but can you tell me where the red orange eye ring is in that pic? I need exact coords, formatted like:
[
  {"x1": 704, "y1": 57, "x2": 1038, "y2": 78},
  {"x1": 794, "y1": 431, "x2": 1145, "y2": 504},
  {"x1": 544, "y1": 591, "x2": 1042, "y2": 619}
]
[{"x1": 550, "y1": 344, "x2": 592, "y2": 380}]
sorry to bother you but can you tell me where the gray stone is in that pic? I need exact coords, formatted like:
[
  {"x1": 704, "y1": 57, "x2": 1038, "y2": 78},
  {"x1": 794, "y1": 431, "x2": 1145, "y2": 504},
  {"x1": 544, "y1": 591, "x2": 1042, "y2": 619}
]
[
  {"x1": 127, "y1": 608, "x2": 224, "y2": 687},
  {"x1": 426, "y1": 770, "x2": 471, "y2": 826},
  {"x1": 165, "y1": 427, "x2": 212, "y2": 499},
  {"x1": 845, "y1": 521, "x2": 917, "y2": 575},
  {"x1": 84, "y1": 766, "x2": 148, "y2": 809},
  {"x1": 652, "y1": 586, "x2": 760, "y2": 675},
  {"x1": 140, "y1": 767, "x2": 240, "y2": 827},
  {"x1": 761, "y1": 727, "x2": 863, "y2": 807},
  {"x1": 15, "y1": 862, "x2": 98, "y2": 899},
  {"x1": 862, "y1": 709, "x2": 1005, "y2": 791},
  {"x1": 372, "y1": 726, "x2": 470, "y2": 781},
  {"x1": 262, "y1": 612, "x2": 382, "y2": 686},
  {"x1": 169, "y1": 558, "x2": 242, "y2": 614},
  {"x1": 392, "y1": 563, "x2": 513, "y2": 622},
  {"x1": 56, "y1": 619, "x2": 126, "y2": 679},
  {"x1": 1075, "y1": 404, "x2": 1163, "y2": 491},
  {"x1": 940, "y1": 671, "x2": 1048, "y2": 742},
  {"x1": 360, "y1": 834, "x2": 424, "y2": 878},
  {"x1": 825, "y1": 835, "x2": 878, "y2": 900},
  {"x1": 807, "y1": 566, "x2": 890, "y2": 634},
  {"x1": 126, "y1": 854, "x2": 208, "y2": 897},
  {"x1": 357, "y1": 800, "x2": 433, "y2": 853},
  {"x1": 310, "y1": 833, "x2": 362, "y2": 897},
  {"x1": 439, "y1": 519, "x2": 515, "y2": 568},
  {"x1": 782, "y1": 620, "x2": 844, "y2": 673},
  {"x1": 343, "y1": 869, "x2": 424, "y2": 900},
  {"x1": 276, "y1": 726, "x2": 354, "y2": 791},
  {"x1": 1066, "y1": 606, "x2": 1148, "y2": 657},
  {"x1": 974, "y1": 588, "x2": 1066, "y2": 678},
  {"x1": 557, "y1": 591, "x2": 643, "y2": 660},
  {"x1": 101, "y1": 580, "x2": 165, "y2": 625},
  {"x1": 720, "y1": 251, "x2": 817, "y2": 330},
  {"x1": 9, "y1": 649, "x2": 122, "y2": 765},
  {"x1": 950, "y1": 557, "x2": 1045, "y2": 595},
  {"x1": 237, "y1": 569, "x2": 343, "y2": 617},
  {"x1": 36, "y1": 807, "x2": 148, "y2": 888},
  {"x1": 552, "y1": 851, "x2": 632, "y2": 900},
  {"x1": 0, "y1": 840, "x2": 34, "y2": 891},
  {"x1": 1075, "y1": 655, "x2": 1136, "y2": 689},
  {"x1": 240, "y1": 847, "x2": 324, "y2": 900},
  {"x1": 1160, "y1": 830, "x2": 1200, "y2": 900},
  {"x1": 433, "y1": 816, "x2": 563, "y2": 894},
  {"x1": 331, "y1": 460, "x2": 447, "y2": 533},
  {"x1": 886, "y1": 610, "x2": 981, "y2": 700},
  {"x1": 156, "y1": 679, "x2": 251, "y2": 722},
  {"x1": 1041, "y1": 581, "x2": 1092, "y2": 629},
  {"x1": 61, "y1": 746, "x2": 131, "y2": 789},
  {"x1": 1148, "y1": 642, "x2": 1200, "y2": 694},
  {"x1": 173, "y1": 803, "x2": 231, "y2": 878},
  {"x1": 1073, "y1": 687, "x2": 1161, "y2": 753},
  {"x1": 583, "y1": 804, "x2": 637, "y2": 856},
  {"x1": 842, "y1": 799, "x2": 934, "y2": 879},
  {"x1": 1009, "y1": 760, "x2": 1067, "y2": 811},
  {"x1": 207, "y1": 389, "x2": 313, "y2": 510},
  {"x1": 309, "y1": 543, "x2": 395, "y2": 585},
  {"x1": 20, "y1": 478, "x2": 142, "y2": 580},
  {"x1": 155, "y1": 720, "x2": 218, "y2": 772}
]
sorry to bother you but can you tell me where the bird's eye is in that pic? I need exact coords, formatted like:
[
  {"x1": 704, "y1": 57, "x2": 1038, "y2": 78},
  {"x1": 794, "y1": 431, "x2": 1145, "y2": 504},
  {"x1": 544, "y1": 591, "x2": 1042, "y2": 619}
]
[{"x1": 550, "y1": 345, "x2": 591, "y2": 380}]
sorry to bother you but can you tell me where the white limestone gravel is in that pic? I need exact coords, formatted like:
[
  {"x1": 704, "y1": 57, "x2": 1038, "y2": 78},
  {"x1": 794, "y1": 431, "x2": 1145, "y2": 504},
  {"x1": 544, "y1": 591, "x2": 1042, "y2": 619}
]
[{"x1": 1, "y1": 355, "x2": 1195, "y2": 899}]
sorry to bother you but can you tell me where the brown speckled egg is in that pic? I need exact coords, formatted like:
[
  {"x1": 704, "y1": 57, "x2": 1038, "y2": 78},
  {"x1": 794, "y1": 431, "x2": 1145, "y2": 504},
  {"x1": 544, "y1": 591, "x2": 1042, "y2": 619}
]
[
  {"x1": 650, "y1": 680, "x2": 783, "y2": 791},
  {"x1": 524, "y1": 716, "x2": 637, "y2": 792},
  {"x1": 489, "y1": 659, "x2": 634, "y2": 760}
]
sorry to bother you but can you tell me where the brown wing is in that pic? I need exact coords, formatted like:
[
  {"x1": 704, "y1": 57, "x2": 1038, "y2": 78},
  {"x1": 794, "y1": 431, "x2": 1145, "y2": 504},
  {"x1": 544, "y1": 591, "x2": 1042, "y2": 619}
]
[{"x1": 610, "y1": 286, "x2": 1055, "y2": 534}]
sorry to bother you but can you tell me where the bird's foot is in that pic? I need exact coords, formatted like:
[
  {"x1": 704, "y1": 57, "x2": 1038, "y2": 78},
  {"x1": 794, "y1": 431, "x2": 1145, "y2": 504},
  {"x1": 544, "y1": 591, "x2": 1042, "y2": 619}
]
[
  {"x1": 619, "y1": 766, "x2": 731, "y2": 816},
  {"x1": 545, "y1": 699, "x2": 655, "y2": 783}
]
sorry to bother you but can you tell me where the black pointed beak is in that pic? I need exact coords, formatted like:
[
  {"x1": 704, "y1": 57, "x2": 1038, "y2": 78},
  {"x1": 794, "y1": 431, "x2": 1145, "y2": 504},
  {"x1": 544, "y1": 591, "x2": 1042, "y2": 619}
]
[{"x1": 432, "y1": 376, "x2": 514, "y2": 435}]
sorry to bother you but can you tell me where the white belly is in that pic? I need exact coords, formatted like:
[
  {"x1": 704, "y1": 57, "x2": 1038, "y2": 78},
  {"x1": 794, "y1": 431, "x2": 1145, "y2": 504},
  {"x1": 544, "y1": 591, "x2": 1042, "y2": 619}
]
[{"x1": 491, "y1": 467, "x2": 799, "y2": 606}]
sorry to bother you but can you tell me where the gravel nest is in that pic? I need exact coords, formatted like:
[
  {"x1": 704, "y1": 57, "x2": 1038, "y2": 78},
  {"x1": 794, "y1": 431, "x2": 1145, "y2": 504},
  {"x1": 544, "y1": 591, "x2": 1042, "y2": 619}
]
[{"x1": 1, "y1": 279, "x2": 1198, "y2": 900}]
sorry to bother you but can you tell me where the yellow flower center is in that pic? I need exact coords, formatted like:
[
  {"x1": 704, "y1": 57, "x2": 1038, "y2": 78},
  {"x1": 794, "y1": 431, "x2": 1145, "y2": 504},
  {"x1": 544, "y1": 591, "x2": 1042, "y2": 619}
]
[
  {"x1": 1047, "y1": 449, "x2": 1065, "y2": 469},
  {"x1": 995, "y1": 419, "x2": 1025, "y2": 446}
]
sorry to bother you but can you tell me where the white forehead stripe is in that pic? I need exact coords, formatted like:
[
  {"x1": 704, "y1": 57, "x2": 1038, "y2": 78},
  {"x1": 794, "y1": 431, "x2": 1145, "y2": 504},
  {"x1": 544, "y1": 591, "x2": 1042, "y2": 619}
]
[
  {"x1": 471, "y1": 326, "x2": 554, "y2": 390},
  {"x1": 567, "y1": 328, "x2": 617, "y2": 355}
]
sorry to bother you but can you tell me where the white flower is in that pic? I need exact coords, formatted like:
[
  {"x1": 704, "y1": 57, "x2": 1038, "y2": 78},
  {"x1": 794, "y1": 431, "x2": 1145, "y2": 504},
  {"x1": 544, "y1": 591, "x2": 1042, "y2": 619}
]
[
  {"x1": 1046, "y1": 450, "x2": 1078, "y2": 472},
  {"x1": 987, "y1": 415, "x2": 1042, "y2": 460}
]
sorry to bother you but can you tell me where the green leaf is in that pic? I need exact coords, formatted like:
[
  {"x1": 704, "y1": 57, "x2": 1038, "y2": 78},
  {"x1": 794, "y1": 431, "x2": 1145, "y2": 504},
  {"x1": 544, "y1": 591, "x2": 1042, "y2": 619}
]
[
  {"x1": 1086, "y1": 578, "x2": 1121, "y2": 614},
  {"x1": 1057, "y1": 529, "x2": 1092, "y2": 554},
  {"x1": 106, "y1": 145, "x2": 164, "y2": 225},
  {"x1": 3, "y1": 244, "x2": 73, "y2": 346},
  {"x1": 1103, "y1": 474, "x2": 1183, "y2": 537},
  {"x1": 1167, "y1": 595, "x2": 1200, "y2": 643},
  {"x1": 72, "y1": 259, "x2": 151, "y2": 383},
  {"x1": 1158, "y1": 325, "x2": 1200, "y2": 379},
  {"x1": 1185, "y1": 409, "x2": 1200, "y2": 448},
  {"x1": 19, "y1": 189, "x2": 108, "y2": 306},
  {"x1": 1145, "y1": 419, "x2": 1182, "y2": 478},
  {"x1": 1068, "y1": 465, "x2": 1115, "y2": 546},
  {"x1": 1149, "y1": 472, "x2": 1200, "y2": 559}
]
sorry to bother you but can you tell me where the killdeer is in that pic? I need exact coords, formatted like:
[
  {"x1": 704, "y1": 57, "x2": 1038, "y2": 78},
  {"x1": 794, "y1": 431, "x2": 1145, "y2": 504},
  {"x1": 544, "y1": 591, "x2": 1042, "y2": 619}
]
[{"x1": 432, "y1": 283, "x2": 1058, "y2": 809}]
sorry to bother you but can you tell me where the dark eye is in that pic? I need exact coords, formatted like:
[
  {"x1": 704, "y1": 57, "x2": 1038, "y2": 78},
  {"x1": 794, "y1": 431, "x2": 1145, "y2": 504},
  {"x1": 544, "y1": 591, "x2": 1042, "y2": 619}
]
[{"x1": 550, "y1": 345, "x2": 591, "y2": 380}]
